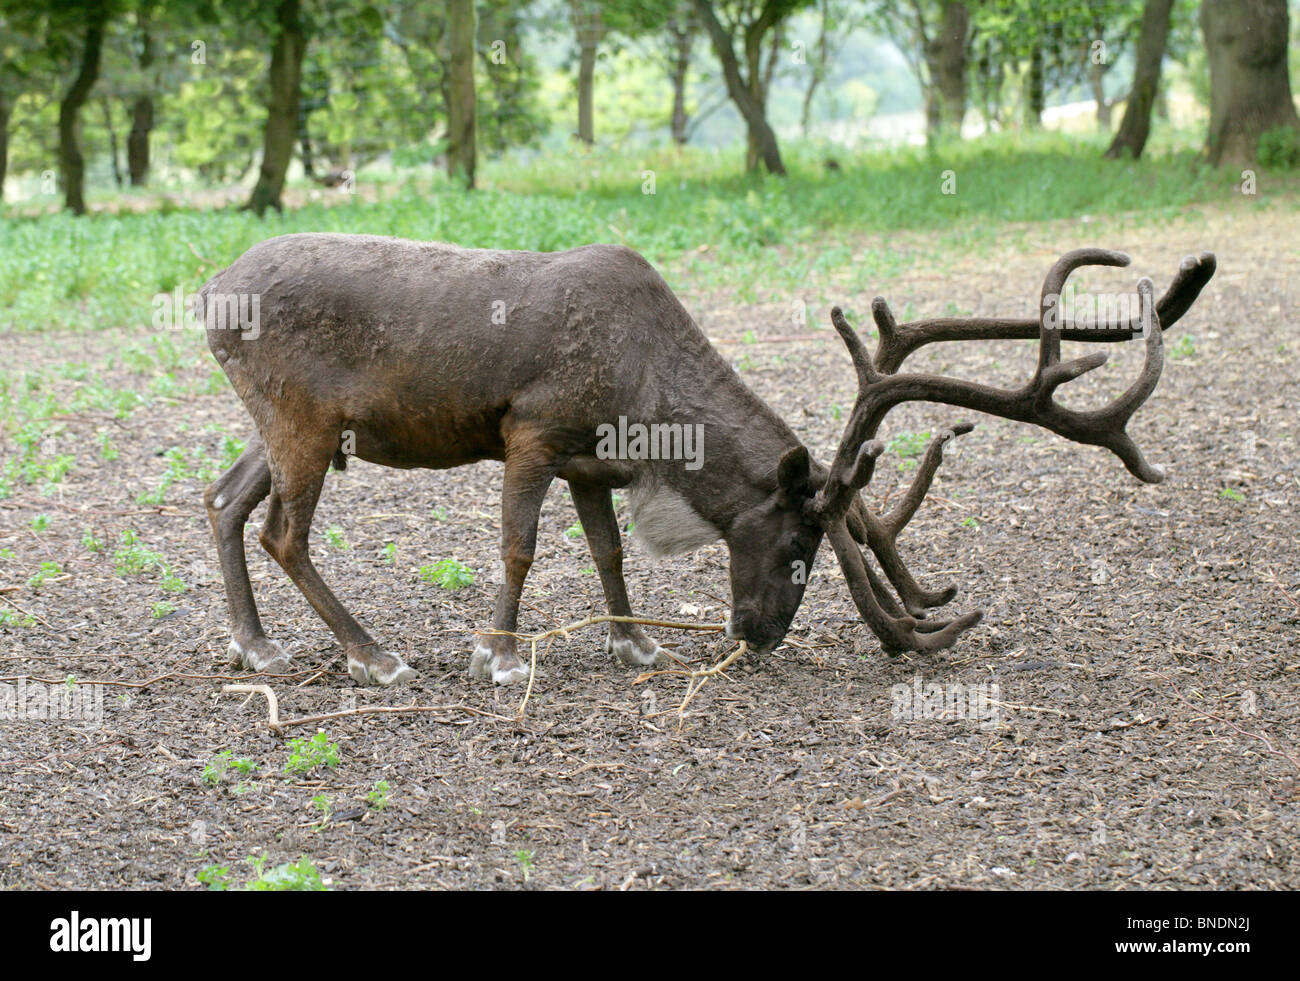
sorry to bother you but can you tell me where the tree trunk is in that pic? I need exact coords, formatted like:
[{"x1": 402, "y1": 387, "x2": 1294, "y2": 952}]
[
  {"x1": 1022, "y1": 44, "x2": 1044, "y2": 129},
  {"x1": 127, "y1": 11, "x2": 154, "y2": 186},
  {"x1": 742, "y1": 22, "x2": 768, "y2": 170},
  {"x1": 299, "y1": 108, "x2": 316, "y2": 180},
  {"x1": 571, "y1": 1, "x2": 602, "y2": 144},
  {"x1": 925, "y1": 1, "x2": 969, "y2": 139},
  {"x1": 101, "y1": 97, "x2": 123, "y2": 187},
  {"x1": 692, "y1": 0, "x2": 786, "y2": 176},
  {"x1": 1202, "y1": 0, "x2": 1300, "y2": 166},
  {"x1": 800, "y1": 0, "x2": 828, "y2": 135},
  {"x1": 1105, "y1": 0, "x2": 1173, "y2": 158},
  {"x1": 0, "y1": 92, "x2": 9, "y2": 202},
  {"x1": 245, "y1": 0, "x2": 306, "y2": 216},
  {"x1": 669, "y1": 15, "x2": 694, "y2": 146},
  {"x1": 446, "y1": 0, "x2": 477, "y2": 186},
  {"x1": 58, "y1": 0, "x2": 109, "y2": 215}
]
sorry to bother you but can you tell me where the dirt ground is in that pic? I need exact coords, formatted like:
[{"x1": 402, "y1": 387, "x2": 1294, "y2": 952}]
[{"x1": 1, "y1": 197, "x2": 1297, "y2": 890}]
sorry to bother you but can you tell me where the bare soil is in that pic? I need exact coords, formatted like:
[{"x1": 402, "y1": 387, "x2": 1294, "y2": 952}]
[{"x1": 1, "y1": 198, "x2": 1297, "y2": 890}]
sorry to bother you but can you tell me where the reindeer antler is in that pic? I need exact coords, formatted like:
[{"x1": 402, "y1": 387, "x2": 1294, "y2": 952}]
[{"x1": 815, "y1": 249, "x2": 1215, "y2": 655}]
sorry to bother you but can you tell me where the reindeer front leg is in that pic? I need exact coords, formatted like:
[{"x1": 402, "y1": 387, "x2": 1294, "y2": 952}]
[
  {"x1": 569, "y1": 481, "x2": 667, "y2": 668},
  {"x1": 470, "y1": 438, "x2": 556, "y2": 685}
]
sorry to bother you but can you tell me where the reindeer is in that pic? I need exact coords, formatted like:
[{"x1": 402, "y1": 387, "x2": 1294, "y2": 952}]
[{"x1": 201, "y1": 234, "x2": 1214, "y2": 686}]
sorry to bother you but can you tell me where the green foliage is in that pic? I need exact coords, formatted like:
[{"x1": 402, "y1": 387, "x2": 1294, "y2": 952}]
[
  {"x1": 27, "y1": 561, "x2": 62, "y2": 590},
  {"x1": 284, "y1": 731, "x2": 340, "y2": 776},
  {"x1": 515, "y1": 849, "x2": 535, "y2": 882},
  {"x1": 420, "y1": 558, "x2": 475, "y2": 589},
  {"x1": 203, "y1": 750, "x2": 259, "y2": 786},
  {"x1": 114, "y1": 529, "x2": 164, "y2": 575},
  {"x1": 198, "y1": 855, "x2": 330, "y2": 891},
  {"x1": 367, "y1": 780, "x2": 391, "y2": 810},
  {"x1": 1168, "y1": 334, "x2": 1196, "y2": 360},
  {"x1": 1258, "y1": 126, "x2": 1300, "y2": 170},
  {"x1": 887, "y1": 430, "x2": 931, "y2": 471},
  {"x1": 0, "y1": 135, "x2": 1249, "y2": 334},
  {"x1": 243, "y1": 856, "x2": 329, "y2": 892}
]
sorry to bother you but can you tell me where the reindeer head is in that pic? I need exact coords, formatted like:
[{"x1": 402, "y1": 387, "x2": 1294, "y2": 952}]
[{"x1": 784, "y1": 248, "x2": 1216, "y2": 656}]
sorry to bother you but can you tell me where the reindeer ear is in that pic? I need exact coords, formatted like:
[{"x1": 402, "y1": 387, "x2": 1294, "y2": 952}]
[{"x1": 777, "y1": 445, "x2": 811, "y2": 498}]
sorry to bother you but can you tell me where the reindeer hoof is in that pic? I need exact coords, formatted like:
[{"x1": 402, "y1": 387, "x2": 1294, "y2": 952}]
[
  {"x1": 469, "y1": 641, "x2": 530, "y2": 685},
  {"x1": 606, "y1": 627, "x2": 668, "y2": 668},
  {"x1": 229, "y1": 637, "x2": 291, "y2": 675},
  {"x1": 347, "y1": 647, "x2": 416, "y2": 686}
]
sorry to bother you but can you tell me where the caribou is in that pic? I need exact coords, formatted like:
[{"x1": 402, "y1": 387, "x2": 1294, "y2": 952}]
[{"x1": 201, "y1": 234, "x2": 1214, "y2": 686}]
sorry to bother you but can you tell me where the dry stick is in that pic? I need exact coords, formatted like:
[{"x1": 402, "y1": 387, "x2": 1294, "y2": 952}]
[
  {"x1": 223, "y1": 684, "x2": 281, "y2": 732},
  {"x1": 1264, "y1": 570, "x2": 1300, "y2": 615},
  {"x1": 0, "y1": 668, "x2": 320, "y2": 688},
  {"x1": 1167, "y1": 679, "x2": 1300, "y2": 776},
  {"x1": 479, "y1": 614, "x2": 729, "y2": 721},
  {"x1": 219, "y1": 615, "x2": 737, "y2": 735},
  {"x1": 1, "y1": 595, "x2": 53, "y2": 628}
]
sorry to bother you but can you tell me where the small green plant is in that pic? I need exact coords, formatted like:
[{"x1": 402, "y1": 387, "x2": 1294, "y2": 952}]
[
  {"x1": 244, "y1": 854, "x2": 329, "y2": 891},
  {"x1": 1219, "y1": 486, "x2": 1245, "y2": 502},
  {"x1": 114, "y1": 529, "x2": 164, "y2": 575},
  {"x1": 1168, "y1": 334, "x2": 1196, "y2": 360},
  {"x1": 82, "y1": 529, "x2": 105, "y2": 553},
  {"x1": 197, "y1": 865, "x2": 232, "y2": 891},
  {"x1": 97, "y1": 431, "x2": 119, "y2": 461},
  {"x1": 961, "y1": 516, "x2": 980, "y2": 529},
  {"x1": 367, "y1": 780, "x2": 391, "y2": 810},
  {"x1": 151, "y1": 600, "x2": 177, "y2": 619},
  {"x1": 310, "y1": 794, "x2": 332, "y2": 830},
  {"x1": 160, "y1": 571, "x2": 186, "y2": 594},
  {"x1": 381, "y1": 542, "x2": 397, "y2": 564},
  {"x1": 27, "y1": 561, "x2": 62, "y2": 590},
  {"x1": 431, "y1": 505, "x2": 449, "y2": 521},
  {"x1": 0, "y1": 608, "x2": 36, "y2": 627},
  {"x1": 284, "y1": 731, "x2": 340, "y2": 776},
  {"x1": 564, "y1": 521, "x2": 583, "y2": 538},
  {"x1": 203, "y1": 750, "x2": 259, "y2": 786},
  {"x1": 420, "y1": 558, "x2": 475, "y2": 589},
  {"x1": 887, "y1": 430, "x2": 931, "y2": 471},
  {"x1": 324, "y1": 525, "x2": 349, "y2": 549},
  {"x1": 515, "y1": 849, "x2": 535, "y2": 882},
  {"x1": 30, "y1": 513, "x2": 51, "y2": 533},
  {"x1": 219, "y1": 435, "x2": 245, "y2": 468}
]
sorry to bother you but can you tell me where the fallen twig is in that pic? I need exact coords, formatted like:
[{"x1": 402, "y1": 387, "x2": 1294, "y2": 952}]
[
  {"x1": 1167, "y1": 679, "x2": 1300, "y2": 776},
  {"x1": 223, "y1": 684, "x2": 281, "y2": 733}
]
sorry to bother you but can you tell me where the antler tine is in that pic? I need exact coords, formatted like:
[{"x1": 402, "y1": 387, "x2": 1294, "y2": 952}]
[
  {"x1": 881, "y1": 423, "x2": 974, "y2": 537},
  {"x1": 846, "y1": 522, "x2": 979, "y2": 633},
  {"x1": 1038, "y1": 248, "x2": 1131, "y2": 374},
  {"x1": 830, "y1": 305, "x2": 880, "y2": 387},
  {"x1": 828, "y1": 521, "x2": 983, "y2": 654},
  {"x1": 809, "y1": 439, "x2": 884, "y2": 525},
  {"x1": 855, "y1": 424, "x2": 972, "y2": 617}
]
